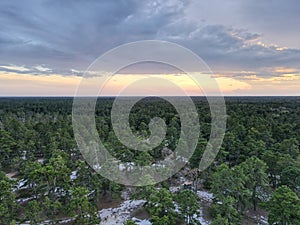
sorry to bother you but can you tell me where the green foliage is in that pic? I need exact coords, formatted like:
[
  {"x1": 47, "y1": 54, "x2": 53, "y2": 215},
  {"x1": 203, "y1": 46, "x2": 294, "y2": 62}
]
[
  {"x1": 211, "y1": 214, "x2": 232, "y2": 225},
  {"x1": 25, "y1": 200, "x2": 42, "y2": 225},
  {"x1": 0, "y1": 172, "x2": 17, "y2": 225},
  {"x1": 238, "y1": 156, "x2": 269, "y2": 211},
  {"x1": 43, "y1": 196, "x2": 62, "y2": 223},
  {"x1": 69, "y1": 187, "x2": 100, "y2": 225},
  {"x1": 263, "y1": 186, "x2": 300, "y2": 225},
  {"x1": 147, "y1": 188, "x2": 177, "y2": 225},
  {"x1": 135, "y1": 151, "x2": 153, "y2": 166},
  {"x1": 212, "y1": 197, "x2": 242, "y2": 225},
  {"x1": 132, "y1": 175, "x2": 156, "y2": 199},
  {"x1": 175, "y1": 190, "x2": 200, "y2": 225},
  {"x1": 0, "y1": 97, "x2": 300, "y2": 223},
  {"x1": 280, "y1": 138, "x2": 299, "y2": 159},
  {"x1": 151, "y1": 215, "x2": 171, "y2": 225},
  {"x1": 280, "y1": 164, "x2": 300, "y2": 196},
  {"x1": 189, "y1": 138, "x2": 207, "y2": 168},
  {"x1": 211, "y1": 157, "x2": 270, "y2": 215},
  {"x1": 0, "y1": 130, "x2": 19, "y2": 170},
  {"x1": 124, "y1": 219, "x2": 138, "y2": 225},
  {"x1": 211, "y1": 164, "x2": 249, "y2": 212}
]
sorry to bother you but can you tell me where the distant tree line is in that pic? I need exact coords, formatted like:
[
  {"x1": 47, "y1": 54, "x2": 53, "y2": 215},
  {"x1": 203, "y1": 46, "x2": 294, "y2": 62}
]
[{"x1": 0, "y1": 97, "x2": 299, "y2": 224}]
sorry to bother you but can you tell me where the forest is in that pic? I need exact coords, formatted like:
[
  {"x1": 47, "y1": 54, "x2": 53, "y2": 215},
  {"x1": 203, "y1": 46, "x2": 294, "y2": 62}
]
[{"x1": 0, "y1": 97, "x2": 299, "y2": 225}]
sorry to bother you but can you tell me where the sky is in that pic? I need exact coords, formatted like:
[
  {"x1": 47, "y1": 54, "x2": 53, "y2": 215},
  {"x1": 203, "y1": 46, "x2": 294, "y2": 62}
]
[{"x1": 0, "y1": 0, "x2": 300, "y2": 96}]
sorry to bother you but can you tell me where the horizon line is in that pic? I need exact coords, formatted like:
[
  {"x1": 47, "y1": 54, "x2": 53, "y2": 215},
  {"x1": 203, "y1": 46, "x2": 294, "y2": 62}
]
[{"x1": 0, "y1": 95, "x2": 300, "y2": 98}]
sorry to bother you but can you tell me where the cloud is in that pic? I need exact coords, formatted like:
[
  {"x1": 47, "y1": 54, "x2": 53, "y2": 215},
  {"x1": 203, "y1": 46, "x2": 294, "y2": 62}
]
[
  {"x1": 158, "y1": 20, "x2": 300, "y2": 72},
  {"x1": 0, "y1": 0, "x2": 300, "y2": 83},
  {"x1": 0, "y1": 0, "x2": 187, "y2": 68},
  {"x1": 0, "y1": 65, "x2": 30, "y2": 73},
  {"x1": 0, "y1": 64, "x2": 72, "y2": 76},
  {"x1": 184, "y1": 0, "x2": 300, "y2": 49}
]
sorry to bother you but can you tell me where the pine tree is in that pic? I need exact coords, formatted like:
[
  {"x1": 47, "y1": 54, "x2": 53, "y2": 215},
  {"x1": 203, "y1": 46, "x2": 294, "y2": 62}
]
[
  {"x1": 265, "y1": 186, "x2": 300, "y2": 225},
  {"x1": 175, "y1": 190, "x2": 200, "y2": 225}
]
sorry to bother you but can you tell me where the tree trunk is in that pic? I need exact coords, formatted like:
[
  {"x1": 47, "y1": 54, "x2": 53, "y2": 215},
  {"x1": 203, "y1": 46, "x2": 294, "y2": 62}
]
[{"x1": 253, "y1": 185, "x2": 257, "y2": 211}]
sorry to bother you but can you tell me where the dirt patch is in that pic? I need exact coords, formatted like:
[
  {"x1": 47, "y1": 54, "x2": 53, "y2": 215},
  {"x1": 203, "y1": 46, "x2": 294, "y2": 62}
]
[
  {"x1": 6, "y1": 171, "x2": 19, "y2": 178},
  {"x1": 243, "y1": 207, "x2": 268, "y2": 225},
  {"x1": 131, "y1": 207, "x2": 150, "y2": 220},
  {"x1": 97, "y1": 194, "x2": 123, "y2": 210}
]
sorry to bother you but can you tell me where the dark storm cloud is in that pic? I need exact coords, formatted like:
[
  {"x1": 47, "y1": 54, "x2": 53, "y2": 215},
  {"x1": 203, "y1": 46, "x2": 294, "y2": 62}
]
[
  {"x1": 161, "y1": 22, "x2": 300, "y2": 71},
  {"x1": 0, "y1": 0, "x2": 187, "y2": 70},
  {"x1": 0, "y1": 0, "x2": 300, "y2": 76},
  {"x1": 0, "y1": 0, "x2": 136, "y2": 67}
]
